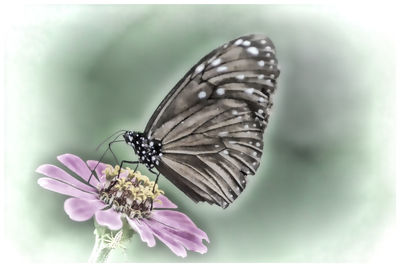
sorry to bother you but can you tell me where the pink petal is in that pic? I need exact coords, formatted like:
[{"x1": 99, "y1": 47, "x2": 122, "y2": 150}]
[
  {"x1": 95, "y1": 208, "x2": 123, "y2": 230},
  {"x1": 86, "y1": 160, "x2": 108, "y2": 184},
  {"x1": 36, "y1": 164, "x2": 96, "y2": 193},
  {"x1": 64, "y1": 198, "x2": 105, "y2": 221},
  {"x1": 153, "y1": 195, "x2": 178, "y2": 209},
  {"x1": 126, "y1": 217, "x2": 156, "y2": 247},
  {"x1": 38, "y1": 178, "x2": 97, "y2": 200},
  {"x1": 142, "y1": 219, "x2": 187, "y2": 257},
  {"x1": 151, "y1": 210, "x2": 209, "y2": 242},
  {"x1": 165, "y1": 227, "x2": 208, "y2": 254},
  {"x1": 57, "y1": 154, "x2": 95, "y2": 186},
  {"x1": 144, "y1": 218, "x2": 208, "y2": 256}
]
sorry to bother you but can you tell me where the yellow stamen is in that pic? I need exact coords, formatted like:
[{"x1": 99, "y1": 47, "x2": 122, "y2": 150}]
[{"x1": 100, "y1": 165, "x2": 164, "y2": 219}]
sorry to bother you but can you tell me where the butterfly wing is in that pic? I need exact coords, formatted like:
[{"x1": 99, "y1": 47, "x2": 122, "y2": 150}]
[{"x1": 144, "y1": 34, "x2": 280, "y2": 208}]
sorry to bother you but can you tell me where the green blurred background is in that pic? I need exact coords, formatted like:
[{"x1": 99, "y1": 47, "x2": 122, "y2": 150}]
[{"x1": 4, "y1": 5, "x2": 396, "y2": 263}]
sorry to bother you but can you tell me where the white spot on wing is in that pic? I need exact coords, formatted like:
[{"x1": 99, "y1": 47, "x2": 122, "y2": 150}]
[
  {"x1": 258, "y1": 60, "x2": 265, "y2": 67},
  {"x1": 260, "y1": 40, "x2": 267, "y2": 44},
  {"x1": 257, "y1": 74, "x2": 264, "y2": 80},
  {"x1": 232, "y1": 110, "x2": 238, "y2": 115},
  {"x1": 236, "y1": 74, "x2": 245, "y2": 80},
  {"x1": 242, "y1": 40, "x2": 251, "y2": 46},
  {"x1": 245, "y1": 88, "x2": 254, "y2": 94},
  {"x1": 195, "y1": 63, "x2": 205, "y2": 73},
  {"x1": 217, "y1": 66, "x2": 228, "y2": 72},
  {"x1": 234, "y1": 39, "x2": 243, "y2": 45},
  {"x1": 247, "y1": 47, "x2": 259, "y2": 55},
  {"x1": 212, "y1": 58, "x2": 221, "y2": 66},
  {"x1": 198, "y1": 91, "x2": 206, "y2": 99},
  {"x1": 216, "y1": 88, "x2": 225, "y2": 95}
]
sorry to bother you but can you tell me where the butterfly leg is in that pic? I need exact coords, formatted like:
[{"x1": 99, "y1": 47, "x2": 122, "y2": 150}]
[
  {"x1": 149, "y1": 170, "x2": 160, "y2": 210},
  {"x1": 109, "y1": 142, "x2": 122, "y2": 165},
  {"x1": 105, "y1": 160, "x2": 140, "y2": 191},
  {"x1": 149, "y1": 169, "x2": 160, "y2": 213},
  {"x1": 117, "y1": 160, "x2": 140, "y2": 178},
  {"x1": 148, "y1": 171, "x2": 160, "y2": 191}
]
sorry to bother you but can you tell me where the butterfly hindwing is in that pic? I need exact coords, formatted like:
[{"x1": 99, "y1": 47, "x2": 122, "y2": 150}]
[{"x1": 144, "y1": 34, "x2": 280, "y2": 208}]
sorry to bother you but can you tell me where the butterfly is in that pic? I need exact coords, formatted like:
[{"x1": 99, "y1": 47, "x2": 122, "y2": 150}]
[{"x1": 108, "y1": 34, "x2": 279, "y2": 209}]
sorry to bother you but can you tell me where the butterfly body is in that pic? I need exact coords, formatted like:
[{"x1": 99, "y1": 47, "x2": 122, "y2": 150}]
[
  {"x1": 123, "y1": 131, "x2": 162, "y2": 169},
  {"x1": 124, "y1": 34, "x2": 280, "y2": 208}
]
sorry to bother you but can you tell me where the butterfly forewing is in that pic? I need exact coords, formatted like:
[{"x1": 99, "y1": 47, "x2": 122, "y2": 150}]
[{"x1": 144, "y1": 34, "x2": 280, "y2": 208}]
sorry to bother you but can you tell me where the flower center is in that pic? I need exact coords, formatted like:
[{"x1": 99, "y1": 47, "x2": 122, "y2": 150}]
[{"x1": 99, "y1": 165, "x2": 164, "y2": 219}]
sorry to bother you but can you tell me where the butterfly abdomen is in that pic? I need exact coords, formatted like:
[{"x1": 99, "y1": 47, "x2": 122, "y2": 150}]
[{"x1": 123, "y1": 131, "x2": 162, "y2": 169}]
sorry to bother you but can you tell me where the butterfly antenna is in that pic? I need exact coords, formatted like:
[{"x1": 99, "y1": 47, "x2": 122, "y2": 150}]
[
  {"x1": 95, "y1": 129, "x2": 127, "y2": 151},
  {"x1": 88, "y1": 133, "x2": 125, "y2": 184}
]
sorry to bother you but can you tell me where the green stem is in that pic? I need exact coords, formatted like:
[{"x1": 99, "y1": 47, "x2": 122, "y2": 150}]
[
  {"x1": 88, "y1": 219, "x2": 136, "y2": 263},
  {"x1": 88, "y1": 231, "x2": 113, "y2": 263}
]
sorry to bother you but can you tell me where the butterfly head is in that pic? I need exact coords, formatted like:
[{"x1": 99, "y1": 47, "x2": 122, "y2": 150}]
[{"x1": 123, "y1": 131, "x2": 139, "y2": 146}]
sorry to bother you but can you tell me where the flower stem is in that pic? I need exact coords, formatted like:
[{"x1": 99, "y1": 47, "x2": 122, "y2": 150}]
[
  {"x1": 88, "y1": 231, "x2": 113, "y2": 263},
  {"x1": 88, "y1": 219, "x2": 136, "y2": 263}
]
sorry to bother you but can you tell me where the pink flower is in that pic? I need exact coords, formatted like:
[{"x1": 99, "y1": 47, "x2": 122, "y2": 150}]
[{"x1": 36, "y1": 153, "x2": 209, "y2": 257}]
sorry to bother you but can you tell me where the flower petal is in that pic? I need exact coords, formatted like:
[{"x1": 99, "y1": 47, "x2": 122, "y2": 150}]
[
  {"x1": 142, "y1": 219, "x2": 187, "y2": 257},
  {"x1": 126, "y1": 217, "x2": 156, "y2": 247},
  {"x1": 64, "y1": 198, "x2": 105, "y2": 221},
  {"x1": 151, "y1": 210, "x2": 209, "y2": 242},
  {"x1": 38, "y1": 178, "x2": 97, "y2": 199},
  {"x1": 153, "y1": 195, "x2": 178, "y2": 209},
  {"x1": 145, "y1": 217, "x2": 208, "y2": 256},
  {"x1": 95, "y1": 208, "x2": 123, "y2": 230},
  {"x1": 36, "y1": 164, "x2": 96, "y2": 193},
  {"x1": 86, "y1": 160, "x2": 108, "y2": 184},
  {"x1": 57, "y1": 154, "x2": 95, "y2": 186},
  {"x1": 165, "y1": 227, "x2": 208, "y2": 254}
]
